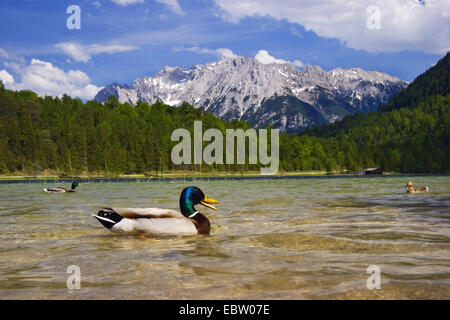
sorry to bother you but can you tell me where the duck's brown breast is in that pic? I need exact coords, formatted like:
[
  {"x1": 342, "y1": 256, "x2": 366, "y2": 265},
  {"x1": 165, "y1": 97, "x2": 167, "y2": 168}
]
[{"x1": 190, "y1": 213, "x2": 211, "y2": 235}]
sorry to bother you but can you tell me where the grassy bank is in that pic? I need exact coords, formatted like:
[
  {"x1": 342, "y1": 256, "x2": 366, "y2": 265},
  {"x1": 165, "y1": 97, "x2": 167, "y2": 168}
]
[
  {"x1": 0, "y1": 170, "x2": 423, "y2": 183},
  {"x1": 0, "y1": 170, "x2": 338, "y2": 180}
]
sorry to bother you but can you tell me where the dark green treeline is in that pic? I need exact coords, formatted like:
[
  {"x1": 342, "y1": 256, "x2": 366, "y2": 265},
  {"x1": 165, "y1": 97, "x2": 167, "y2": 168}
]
[
  {"x1": 0, "y1": 53, "x2": 449, "y2": 175},
  {"x1": 302, "y1": 52, "x2": 450, "y2": 173},
  {"x1": 0, "y1": 86, "x2": 260, "y2": 175}
]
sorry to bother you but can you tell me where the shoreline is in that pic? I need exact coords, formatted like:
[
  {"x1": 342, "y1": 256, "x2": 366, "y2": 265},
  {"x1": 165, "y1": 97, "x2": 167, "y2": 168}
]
[{"x1": 0, "y1": 173, "x2": 448, "y2": 184}]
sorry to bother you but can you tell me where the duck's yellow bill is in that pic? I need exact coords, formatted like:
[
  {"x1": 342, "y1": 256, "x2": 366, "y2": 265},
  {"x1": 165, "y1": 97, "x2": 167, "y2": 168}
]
[{"x1": 200, "y1": 196, "x2": 220, "y2": 210}]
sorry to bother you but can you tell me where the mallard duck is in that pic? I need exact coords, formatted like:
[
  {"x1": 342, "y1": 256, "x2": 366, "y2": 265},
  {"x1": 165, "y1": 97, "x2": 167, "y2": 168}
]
[
  {"x1": 43, "y1": 181, "x2": 79, "y2": 193},
  {"x1": 406, "y1": 181, "x2": 429, "y2": 193},
  {"x1": 92, "y1": 186, "x2": 220, "y2": 236}
]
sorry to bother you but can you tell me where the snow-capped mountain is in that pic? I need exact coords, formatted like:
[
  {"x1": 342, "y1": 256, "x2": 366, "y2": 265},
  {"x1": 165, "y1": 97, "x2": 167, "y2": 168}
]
[{"x1": 94, "y1": 56, "x2": 408, "y2": 132}]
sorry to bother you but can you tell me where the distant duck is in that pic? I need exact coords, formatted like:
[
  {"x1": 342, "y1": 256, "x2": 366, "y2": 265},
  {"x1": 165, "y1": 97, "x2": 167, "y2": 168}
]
[
  {"x1": 43, "y1": 181, "x2": 79, "y2": 193},
  {"x1": 406, "y1": 181, "x2": 429, "y2": 193},
  {"x1": 92, "y1": 186, "x2": 220, "y2": 236}
]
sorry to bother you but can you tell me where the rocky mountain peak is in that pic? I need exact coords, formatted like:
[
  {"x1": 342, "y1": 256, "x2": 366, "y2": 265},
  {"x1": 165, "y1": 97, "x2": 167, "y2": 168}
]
[{"x1": 94, "y1": 56, "x2": 408, "y2": 132}]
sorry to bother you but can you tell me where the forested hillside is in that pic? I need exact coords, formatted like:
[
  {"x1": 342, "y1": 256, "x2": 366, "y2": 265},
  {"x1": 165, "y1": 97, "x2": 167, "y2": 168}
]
[
  {"x1": 0, "y1": 87, "x2": 258, "y2": 175},
  {"x1": 0, "y1": 53, "x2": 448, "y2": 175},
  {"x1": 381, "y1": 52, "x2": 449, "y2": 112},
  {"x1": 300, "y1": 53, "x2": 450, "y2": 173}
]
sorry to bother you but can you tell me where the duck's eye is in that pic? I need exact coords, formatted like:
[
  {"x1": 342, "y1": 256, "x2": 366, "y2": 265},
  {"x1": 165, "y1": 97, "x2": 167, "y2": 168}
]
[{"x1": 99, "y1": 211, "x2": 110, "y2": 218}]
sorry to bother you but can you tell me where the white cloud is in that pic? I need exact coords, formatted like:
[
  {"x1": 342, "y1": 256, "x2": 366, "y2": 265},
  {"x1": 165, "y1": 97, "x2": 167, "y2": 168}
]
[
  {"x1": 292, "y1": 60, "x2": 304, "y2": 68},
  {"x1": 92, "y1": 1, "x2": 102, "y2": 8},
  {"x1": 174, "y1": 47, "x2": 304, "y2": 66},
  {"x1": 110, "y1": 0, "x2": 185, "y2": 14},
  {"x1": 0, "y1": 70, "x2": 14, "y2": 84},
  {"x1": 255, "y1": 50, "x2": 288, "y2": 64},
  {"x1": 4, "y1": 59, "x2": 102, "y2": 100},
  {"x1": 156, "y1": 0, "x2": 185, "y2": 15},
  {"x1": 55, "y1": 41, "x2": 138, "y2": 62},
  {"x1": 173, "y1": 46, "x2": 237, "y2": 58},
  {"x1": 88, "y1": 43, "x2": 138, "y2": 55},
  {"x1": 0, "y1": 48, "x2": 26, "y2": 63},
  {"x1": 215, "y1": 48, "x2": 238, "y2": 58},
  {"x1": 290, "y1": 26, "x2": 303, "y2": 38},
  {"x1": 254, "y1": 50, "x2": 303, "y2": 67},
  {"x1": 55, "y1": 42, "x2": 90, "y2": 62},
  {"x1": 110, "y1": 0, "x2": 143, "y2": 6},
  {"x1": 214, "y1": 0, "x2": 450, "y2": 54},
  {"x1": 0, "y1": 48, "x2": 9, "y2": 59}
]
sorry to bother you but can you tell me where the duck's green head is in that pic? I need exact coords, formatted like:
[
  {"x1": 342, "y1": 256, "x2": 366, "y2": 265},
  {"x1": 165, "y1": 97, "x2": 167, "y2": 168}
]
[
  {"x1": 179, "y1": 186, "x2": 220, "y2": 217},
  {"x1": 71, "y1": 181, "x2": 79, "y2": 190}
]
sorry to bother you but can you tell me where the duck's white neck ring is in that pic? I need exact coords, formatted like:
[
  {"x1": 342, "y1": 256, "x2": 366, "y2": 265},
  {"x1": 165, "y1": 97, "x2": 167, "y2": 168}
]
[{"x1": 188, "y1": 211, "x2": 199, "y2": 218}]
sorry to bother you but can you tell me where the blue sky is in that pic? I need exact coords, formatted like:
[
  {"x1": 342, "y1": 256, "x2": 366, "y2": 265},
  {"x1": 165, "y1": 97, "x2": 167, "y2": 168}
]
[{"x1": 0, "y1": 0, "x2": 448, "y2": 99}]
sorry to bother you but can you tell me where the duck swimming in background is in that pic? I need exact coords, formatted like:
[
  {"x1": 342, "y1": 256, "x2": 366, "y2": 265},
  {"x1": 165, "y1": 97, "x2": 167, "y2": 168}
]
[
  {"x1": 92, "y1": 186, "x2": 220, "y2": 236},
  {"x1": 406, "y1": 181, "x2": 429, "y2": 193},
  {"x1": 43, "y1": 181, "x2": 79, "y2": 193}
]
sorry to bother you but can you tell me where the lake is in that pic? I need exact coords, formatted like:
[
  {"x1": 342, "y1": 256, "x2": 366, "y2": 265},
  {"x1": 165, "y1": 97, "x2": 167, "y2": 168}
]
[{"x1": 0, "y1": 176, "x2": 449, "y2": 299}]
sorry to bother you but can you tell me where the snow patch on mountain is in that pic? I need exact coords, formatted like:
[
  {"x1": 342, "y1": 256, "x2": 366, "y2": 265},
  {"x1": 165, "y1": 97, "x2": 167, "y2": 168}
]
[{"x1": 94, "y1": 56, "x2": 407, "y2": 132}]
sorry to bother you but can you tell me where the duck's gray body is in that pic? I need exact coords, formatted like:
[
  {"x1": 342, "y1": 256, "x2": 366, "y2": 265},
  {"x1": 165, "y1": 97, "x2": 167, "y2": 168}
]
[
  {"x1": 43, "y1": 182, "x2": 78, "y2": 193},
  {"x1": 93, "y1": 186, "x2": 217, "y2": 236},
  {"x1": 93, "y1": 207, "x2": 201, "y2": 235},
  {"x1": 43, "y1": 187, "x2": 75, "y2": 193}
]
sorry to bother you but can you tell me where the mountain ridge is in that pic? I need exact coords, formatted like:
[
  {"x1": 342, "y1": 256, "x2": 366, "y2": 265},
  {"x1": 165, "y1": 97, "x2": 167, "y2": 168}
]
[{"x1": 94, "y1": 56, "x2": 408, "y2": 132}]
